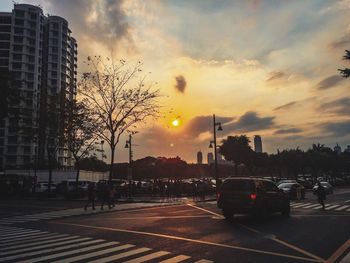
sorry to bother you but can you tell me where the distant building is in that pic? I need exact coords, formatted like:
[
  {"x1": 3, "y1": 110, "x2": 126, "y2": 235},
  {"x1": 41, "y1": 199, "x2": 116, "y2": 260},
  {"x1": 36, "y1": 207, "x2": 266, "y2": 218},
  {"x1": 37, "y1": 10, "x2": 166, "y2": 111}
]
[
  {"x1": 207, "y1": 152, "x2": 214, "y2": 164},
  {"x1": 197, "y1": 150, "x2": 203, "y2": 164},
  {"x1": 334, "y1": 144, "x2": 342, "y2": 155},
  {"x1": 254, "y1": 135, "x2": 263, "y2": 153}
]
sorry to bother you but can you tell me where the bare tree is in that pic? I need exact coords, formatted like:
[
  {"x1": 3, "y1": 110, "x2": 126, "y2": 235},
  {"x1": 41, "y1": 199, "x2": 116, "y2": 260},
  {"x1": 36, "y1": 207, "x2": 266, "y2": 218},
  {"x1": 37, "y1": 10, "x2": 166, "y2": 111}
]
[
  {"x1": 339, "y1": 50, "x2": 350, "y2": 78},
  {"x1": 65, "y1": 99, "x2": 97, "y2": 190},
  {"x1": 79, "y1": 56, "x2": 161, "y2": 182}
]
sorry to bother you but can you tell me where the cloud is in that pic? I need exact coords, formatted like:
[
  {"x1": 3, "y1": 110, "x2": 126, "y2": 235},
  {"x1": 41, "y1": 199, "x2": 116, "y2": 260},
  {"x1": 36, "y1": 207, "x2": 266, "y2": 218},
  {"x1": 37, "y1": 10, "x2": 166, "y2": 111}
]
[
  {"x1": 320, "y1": 121, "x2": 350, "y2": 137},
  {"x1": 174, "y1": 75, "x2": 187, "y2": 93},
  {"x1": 38, "y1": 0, "x2": 134, "y2": 53},
  {"x1": 329, "y1": 34, "x2": 350, "y2": 49},
  {"x1": 266, "y1": 71, "x2": 285, "y2": 82},
  {"x1": 318, "y1": 97, "x2": 350, "y2": 116},
  {"x1": 316, "y1": 75, "x2": 344, "y2": 90},
  {"x1": 273, "y1": 101, "x2": 297, "y2": 111},
  {"x1": 274, "y1": 128, "x2": 303, "y2": 135},
  {"x1": 184, "y1": 115, "x2": 234, "y2": 137},
  {"x1": 224, "y1": 111, "x2": 275, "y2": 133}
]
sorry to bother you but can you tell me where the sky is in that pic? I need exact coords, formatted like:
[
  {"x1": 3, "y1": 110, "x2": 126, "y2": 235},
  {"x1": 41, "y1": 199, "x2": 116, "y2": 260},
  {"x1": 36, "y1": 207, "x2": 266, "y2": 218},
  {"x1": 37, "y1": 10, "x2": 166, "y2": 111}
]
[{"x1": 1, "y1": 0, "x2": 350, "y2": 163}]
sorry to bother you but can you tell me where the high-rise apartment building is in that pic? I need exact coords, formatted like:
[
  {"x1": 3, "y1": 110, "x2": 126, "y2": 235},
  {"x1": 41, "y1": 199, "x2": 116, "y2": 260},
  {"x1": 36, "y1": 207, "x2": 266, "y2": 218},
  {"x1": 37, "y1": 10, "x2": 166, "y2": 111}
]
[
  {"x1": 207, "y1": 152, "x2": 214, "y2": 164},
  {"x1": 0, "y1": 4, "x2": 77, "y2": 171},
  {"x1": 254, "y1": 135, "x2": 262, "y2": 153}
]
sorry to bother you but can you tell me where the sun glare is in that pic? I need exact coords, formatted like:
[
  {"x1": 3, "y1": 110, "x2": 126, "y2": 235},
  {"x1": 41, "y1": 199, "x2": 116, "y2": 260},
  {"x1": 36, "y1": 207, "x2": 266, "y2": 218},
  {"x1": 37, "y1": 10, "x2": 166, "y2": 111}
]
[{"x1": 172, "y1": 119, "x2": 180, "y2": 127}]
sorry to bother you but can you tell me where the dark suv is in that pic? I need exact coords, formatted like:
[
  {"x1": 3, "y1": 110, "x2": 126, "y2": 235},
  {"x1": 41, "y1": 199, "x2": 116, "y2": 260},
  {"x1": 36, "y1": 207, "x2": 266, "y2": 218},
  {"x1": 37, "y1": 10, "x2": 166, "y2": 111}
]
[{"x1": 217, "y1": 177, "x2": 290, "y2": 220}]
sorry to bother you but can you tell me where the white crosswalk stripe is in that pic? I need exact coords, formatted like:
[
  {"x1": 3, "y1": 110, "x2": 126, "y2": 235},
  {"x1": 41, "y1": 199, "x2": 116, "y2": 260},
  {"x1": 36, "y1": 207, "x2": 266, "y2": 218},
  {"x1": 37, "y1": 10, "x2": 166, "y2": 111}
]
[
  {"x1": 290, "y1": 202, "x2": 350, "y2": 212},
  {"x1": 0, "y1": 226, "x2": 214, "y2": 263},
  {"x1": 0, "y1": 203, "x2": 177, "y2": 225}
]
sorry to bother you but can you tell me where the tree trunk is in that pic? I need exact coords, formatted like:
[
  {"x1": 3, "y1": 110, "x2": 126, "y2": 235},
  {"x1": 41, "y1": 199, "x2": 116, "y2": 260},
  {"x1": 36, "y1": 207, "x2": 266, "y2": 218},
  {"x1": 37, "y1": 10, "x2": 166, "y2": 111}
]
[
  {"x1": 109, "y1": 146, "x2": 115, "y2": 183},
  {"x1": 48, "y1": 155, "x2": 52, "y2": 193},
  {"x1": 75, "y1": 160, "x2": 80, "y2": 192}
]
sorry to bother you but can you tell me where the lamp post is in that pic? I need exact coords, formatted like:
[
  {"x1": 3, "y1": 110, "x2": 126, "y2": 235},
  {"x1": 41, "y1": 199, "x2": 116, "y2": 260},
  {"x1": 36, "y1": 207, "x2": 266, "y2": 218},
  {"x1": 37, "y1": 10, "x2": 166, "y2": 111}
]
[
  {"x1": 125, "y1": 132, "x2": 137, "y2": 198},
  {"x1": 209, "y1": 114, "x2": 223, "y2": 194}
]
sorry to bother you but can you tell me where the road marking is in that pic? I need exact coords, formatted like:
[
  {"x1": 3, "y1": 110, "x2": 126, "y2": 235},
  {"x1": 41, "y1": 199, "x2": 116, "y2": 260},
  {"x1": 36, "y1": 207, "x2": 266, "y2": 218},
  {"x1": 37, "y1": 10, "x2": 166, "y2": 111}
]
[
  {"x1": 0, "y1": 238, "x2": 97, "y2": 261},
  {"x1": 53, "y1": 221, "x2": 323, "y2": 262},
  {"x1": 301, "y1": 204, "x2": 320, "y2": 209},
  {"x1": 0, "y1": 229, "x2": 41, "y2": 238},
  {"x1": 100, "y1": 215, "x2": 212, "y2": 220},
  {"x1": 327, "y1": 239, "x2": 350, "y2": 263},
  {"x1": 312, "y1": 205, "x2": 323, "y2": 209},
  {"x1": 187, "y1": 204, "x2": 326, "y2": 263},
  {"x1": 0, "y1": 231, "x2": 46, "y2": 241},
  {"x1": 0, "y1": 233, "x2": 63, "y2": 247},
  {"x1": 326, "y1": 205, "x2": 340, "y2": 210},
  {"x1": 159, "y1": 255, "x2": 191, "y2": 263},
  {"x1": 123, "y1": 251, "x2": 170, "y2": 263},
  {"x1": 291, "y1": 203, "x2": 312, "y2": 208},
  {"x1": 335, "y1": 205, "x2": 350, "y2": 211},
  {"x1": 0, "y1": 236, "x2": 91, "y2": 256},
  {"x1": 2, "y1": 235, "x2": 81, "y2": 251},
  {"x1": 87, "y1": 247, "x2": 152, "y2": 263},
  {"x1": 339, "y1": 250, "x2": 350, "y2": 263},
  {"x1": 195, "y1": 260, "x2": 214, "y2": 263},
  {"x1": 19, "y1": 241, "x2": 121, "y2": 263}
]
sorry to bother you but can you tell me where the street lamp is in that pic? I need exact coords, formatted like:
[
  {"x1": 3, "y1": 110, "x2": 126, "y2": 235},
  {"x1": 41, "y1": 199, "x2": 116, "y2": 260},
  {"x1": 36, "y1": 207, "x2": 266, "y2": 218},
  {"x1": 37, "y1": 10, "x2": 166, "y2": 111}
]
[
  {"x1": 125, "y1": 132, "x2": 138, "y2": 198},
  {"x1": 209, "y1": 114, "x2": 223, "y2": 194}
]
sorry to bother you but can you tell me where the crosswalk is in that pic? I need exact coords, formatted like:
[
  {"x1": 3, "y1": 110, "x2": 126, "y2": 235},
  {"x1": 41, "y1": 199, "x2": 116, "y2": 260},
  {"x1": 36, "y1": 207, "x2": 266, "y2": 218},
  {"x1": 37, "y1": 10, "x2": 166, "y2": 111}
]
[
  {"x1": 0, "y1": 226, "x2": 214, "y2": 263},
  {"x1": 0, "y1": 202, "x2": 178, "y2": 226},
  {"x1": 290, "y1": 202, "x2": 350, "y2": 212}
]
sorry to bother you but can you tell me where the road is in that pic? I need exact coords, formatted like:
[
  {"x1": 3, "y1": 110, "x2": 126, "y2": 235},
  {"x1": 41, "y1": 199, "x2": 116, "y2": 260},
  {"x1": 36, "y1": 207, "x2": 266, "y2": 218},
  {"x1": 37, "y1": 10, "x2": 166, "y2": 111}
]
[{"x1": 0, "y1": 191, "x2": 350, "y2": 263}]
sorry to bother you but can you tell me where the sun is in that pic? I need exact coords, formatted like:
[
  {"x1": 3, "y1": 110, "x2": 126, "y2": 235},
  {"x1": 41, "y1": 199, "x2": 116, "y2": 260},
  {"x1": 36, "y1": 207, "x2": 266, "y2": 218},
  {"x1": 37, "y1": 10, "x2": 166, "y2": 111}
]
[{"x1": 172, "y1": 119, "x2": 180, "y2": 127}]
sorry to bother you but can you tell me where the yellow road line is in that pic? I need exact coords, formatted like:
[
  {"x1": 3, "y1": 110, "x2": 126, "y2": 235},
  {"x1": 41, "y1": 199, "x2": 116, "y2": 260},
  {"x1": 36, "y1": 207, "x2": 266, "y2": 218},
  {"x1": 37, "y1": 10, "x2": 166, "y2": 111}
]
[
  {"x1": 327, "y1": 239, "x2": 350, "y2": 263},
  {"x1": 187, "y1": 204, "x2": 326, "y2": 263},
  {"x1": 51, "y1": 221, "x2": 322, "y2": 262}
]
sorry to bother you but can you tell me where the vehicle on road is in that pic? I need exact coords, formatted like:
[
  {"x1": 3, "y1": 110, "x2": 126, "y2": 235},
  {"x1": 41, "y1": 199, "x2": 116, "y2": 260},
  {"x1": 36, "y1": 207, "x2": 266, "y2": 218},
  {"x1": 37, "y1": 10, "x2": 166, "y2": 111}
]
[
  {"x1": 278, "y1": 182, "x2": 305, "y2": 200},
  {"x1": 276, "y1": 179, "x2": 297, "y2": 186},
  {"x1": 35, "y1": 181, "x2": 57, "y2": 193},
  {"x1": 217, "y1": 177, "x2": 290, "y2": 220},
  {"x1": 313, "y1": 182, "x2": 333, "y2": 195}
]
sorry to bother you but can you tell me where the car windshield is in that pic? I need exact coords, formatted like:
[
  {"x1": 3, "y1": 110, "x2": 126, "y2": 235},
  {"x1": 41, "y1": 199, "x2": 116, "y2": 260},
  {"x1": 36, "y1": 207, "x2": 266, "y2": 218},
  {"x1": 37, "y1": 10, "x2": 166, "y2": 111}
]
[
  {"x1": 278, "y1": 183, "x2": 295, "y2": 188},
  {"x1": 221, "y1": 179, "x2": 255, "y2": 191}
]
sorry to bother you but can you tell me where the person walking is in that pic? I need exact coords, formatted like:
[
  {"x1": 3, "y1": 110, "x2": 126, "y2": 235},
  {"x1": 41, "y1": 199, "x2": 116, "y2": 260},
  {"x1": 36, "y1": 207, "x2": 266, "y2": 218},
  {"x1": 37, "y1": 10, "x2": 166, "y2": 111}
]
[
  {"x1": 84, "y1": 182, "x2": 96, "y2": 211},
  {"x1": 109, "y1": 186, "x2": 117, "y2": 209},
  {"x1": 100, "y1": 183, "x2": 110, "y2": 210},
  {"x1": 316, "y1": 182, "x2": 326, "y2": 210}
]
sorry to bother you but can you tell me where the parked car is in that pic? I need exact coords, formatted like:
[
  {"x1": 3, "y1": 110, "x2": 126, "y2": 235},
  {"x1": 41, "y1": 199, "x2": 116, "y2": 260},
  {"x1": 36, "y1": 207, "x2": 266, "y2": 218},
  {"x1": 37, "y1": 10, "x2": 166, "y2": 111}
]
[
  {"x1": 278, "y1": 182, "x2": 305, "y2": 200},
  {"x1": 276, "y1": 179, "x2": 297, "y2": 186},
  {"x1": 217, "y1": 177, "x2": 290, "y2": 220},
  {"x1": 35, "y1": 181, "x2": 57, "y2": 193},
  {"x1": 313, "y1": 182, "x2": 333, "y2": 195}
]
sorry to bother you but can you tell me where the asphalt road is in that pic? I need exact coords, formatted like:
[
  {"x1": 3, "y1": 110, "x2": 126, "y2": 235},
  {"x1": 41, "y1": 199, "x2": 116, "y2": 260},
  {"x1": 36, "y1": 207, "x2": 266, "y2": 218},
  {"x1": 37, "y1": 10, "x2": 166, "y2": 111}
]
[{"x1": 0, "y1": 191, "x2": 350, "y2": 263}]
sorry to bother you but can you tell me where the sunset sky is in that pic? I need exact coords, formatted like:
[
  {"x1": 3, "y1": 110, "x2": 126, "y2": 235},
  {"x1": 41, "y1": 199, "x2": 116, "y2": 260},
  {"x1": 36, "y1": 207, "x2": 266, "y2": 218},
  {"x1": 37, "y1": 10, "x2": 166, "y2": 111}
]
[{"x1": 1, "y1": 0, "x2": 350, "y2": 163}]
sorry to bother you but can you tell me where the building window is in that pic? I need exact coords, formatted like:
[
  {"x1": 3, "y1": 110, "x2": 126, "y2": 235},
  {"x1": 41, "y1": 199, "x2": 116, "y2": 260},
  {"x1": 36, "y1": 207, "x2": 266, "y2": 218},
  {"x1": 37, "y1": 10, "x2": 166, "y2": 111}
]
[
  {"x1": 52, "y1": 63, "x2": 57, "y2": 69},
  {"x1": 13, "y1": 36, "x2": 23, "y2": 43},
  {"x1": 12, "y1": 63, "x2": 21, "y2": 70},
  {"x1": 15, "y1": 19, "x2": 25, "y2": 26},
  {"x1": 14, "y1": 27, "x2": 24, "y2": 34},
  {"x1": 0, "y1": 16, "x2": 11, "y2": 24},
  {"x1": 15, "y1": 10, "x2": 25, "y2": 17},
  {"x1": 13, "y1": 45, "x2": 22, "y2": 52},
  {"x1": 0, "y1": 25, "x2": 11, "y2": 32},
  {"x1": 0, "y1": 42, "x2": 10, "y2": 49},
  {"x1": 7, "y1": 146, "x2": 17, "y2": 153},
  {"x1": 52, "y1": 30, "x2": 59, "y2": 37},
  {"x1": 0, "y1": 50, "x2": 9, "y2": 57},
  {"x1": 0, "y1": 33, "x2": 10, "y2": 40}
]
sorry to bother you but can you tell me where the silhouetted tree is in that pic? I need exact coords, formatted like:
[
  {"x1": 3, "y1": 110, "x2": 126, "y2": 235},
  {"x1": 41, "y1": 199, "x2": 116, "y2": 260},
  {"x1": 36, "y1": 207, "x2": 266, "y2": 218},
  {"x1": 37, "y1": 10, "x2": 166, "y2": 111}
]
[
  {"x1": 339, "y1": 50, "x2": 350, "y2": 78},
  {"x1": 79, "y1": 56, "x2": 161, "y2": 182},
  {"x1": 65, "y1": 100, "x2": 97, "y2": 189},
  {"x1": 219, "y1": 135, "x2": 253, "y2": 175}
]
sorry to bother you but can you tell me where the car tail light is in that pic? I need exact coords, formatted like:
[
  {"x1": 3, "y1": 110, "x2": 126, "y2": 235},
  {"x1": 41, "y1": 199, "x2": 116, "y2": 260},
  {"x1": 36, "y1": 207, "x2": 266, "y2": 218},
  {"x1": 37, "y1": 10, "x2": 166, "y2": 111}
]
[
  {"x1": 250, "y1": 193, "x2": 257, "y2": 200},
  {"x1": 217, "y1": 192, "x2": 221, "y2": 200}
]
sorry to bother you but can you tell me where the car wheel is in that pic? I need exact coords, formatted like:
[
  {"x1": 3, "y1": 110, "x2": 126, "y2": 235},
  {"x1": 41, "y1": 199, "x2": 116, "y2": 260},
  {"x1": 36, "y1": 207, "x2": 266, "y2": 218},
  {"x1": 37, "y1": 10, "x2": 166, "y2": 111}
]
[{"x1": 222, "y1": 208, "x2": 234, "y2": 221}]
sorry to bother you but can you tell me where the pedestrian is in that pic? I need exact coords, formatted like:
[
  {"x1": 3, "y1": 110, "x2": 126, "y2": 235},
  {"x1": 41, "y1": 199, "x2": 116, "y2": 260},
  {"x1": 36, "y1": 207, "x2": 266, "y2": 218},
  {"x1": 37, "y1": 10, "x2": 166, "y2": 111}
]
[
  {"x1": 109, "y1": 186, "x2": 117, "y2": 209},
  {"x1": 100, "y1": 183, "x2": 110, "y2": 210},
  {"x1": 316, "y1": 182, "x2": 326, "y2": 210},
  {"x1": 84, "y1": 182, "x2": 96, "y2": 211}
]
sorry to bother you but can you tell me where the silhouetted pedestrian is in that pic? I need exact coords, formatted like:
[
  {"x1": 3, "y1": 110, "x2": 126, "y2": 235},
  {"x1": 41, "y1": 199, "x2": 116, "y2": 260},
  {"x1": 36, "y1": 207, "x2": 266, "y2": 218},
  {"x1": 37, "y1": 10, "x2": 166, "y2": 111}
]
[
  {"x1": 100, "y1": 183, "x2": 110, "y2": 210},
  {"x1": 316, "y1": 182, "x2": 326, "y2": 210},
  {"x1": 84, "y1": 182, "x2": 96, "y2": 210},
  {"x1": 109, "y1": 186, "x2": 116, "y2": 208}
]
